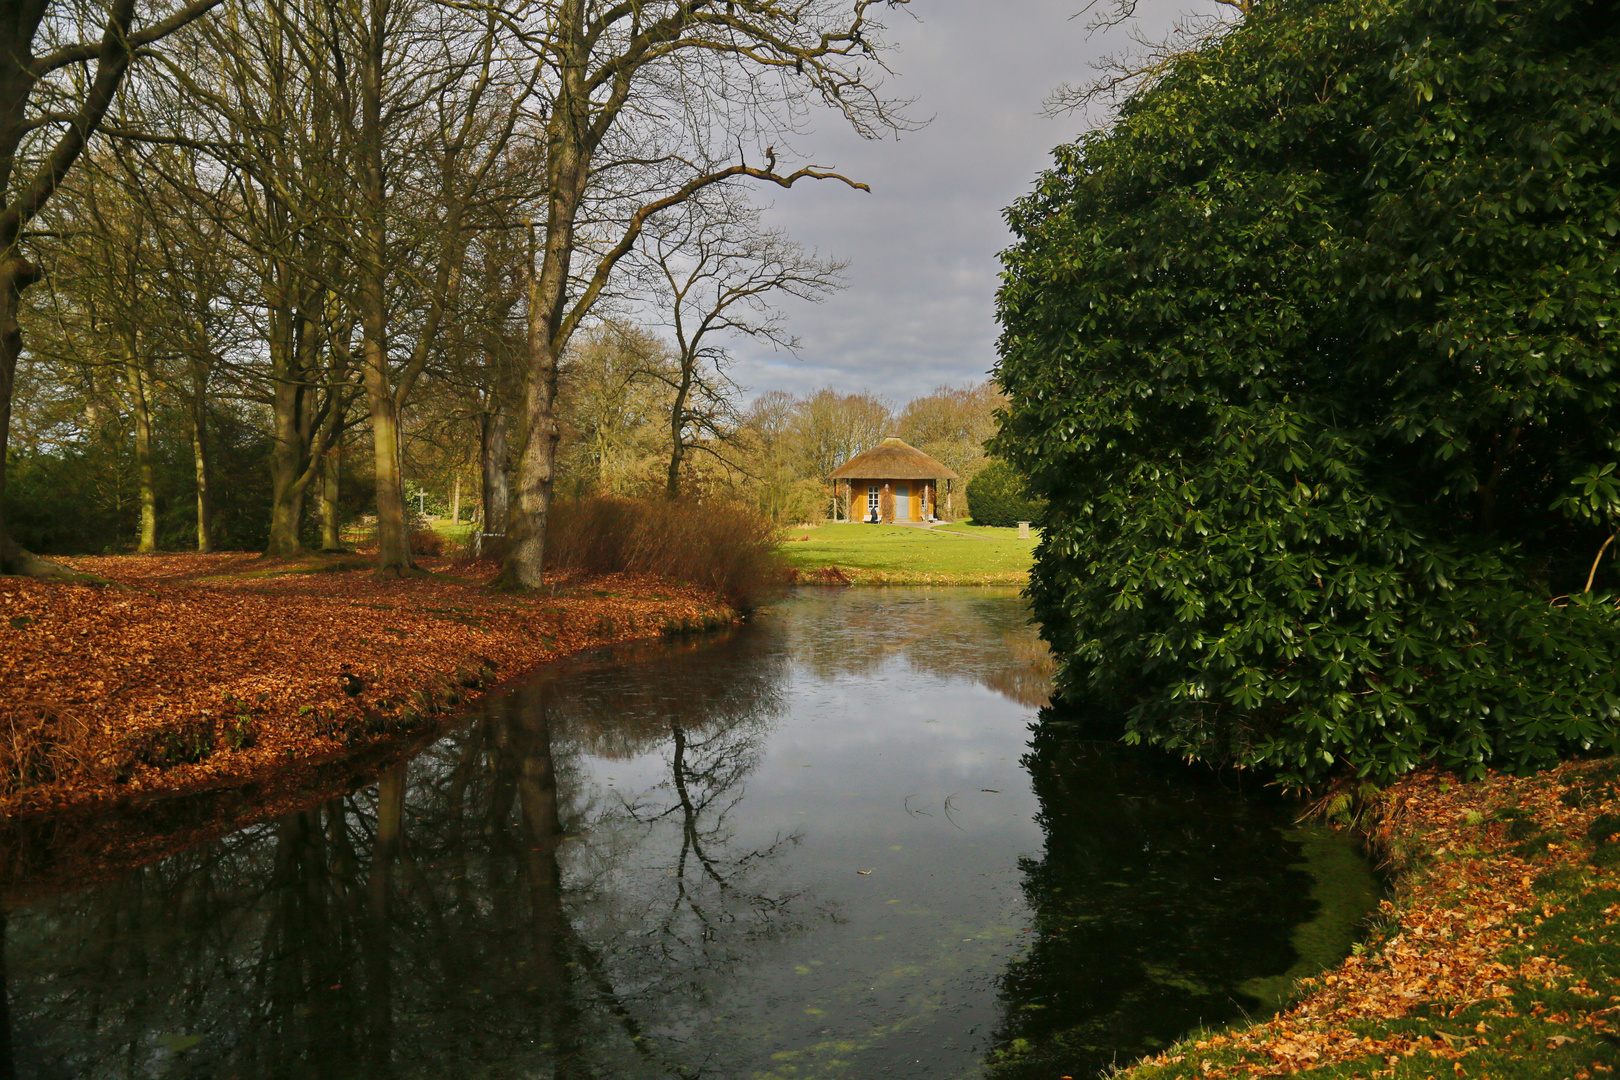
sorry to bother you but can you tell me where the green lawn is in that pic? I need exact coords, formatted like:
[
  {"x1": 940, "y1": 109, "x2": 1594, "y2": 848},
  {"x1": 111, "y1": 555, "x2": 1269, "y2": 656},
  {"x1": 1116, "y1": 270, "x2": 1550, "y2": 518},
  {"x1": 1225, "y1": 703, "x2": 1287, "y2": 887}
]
[
  {"x1": 779, "y1": 523, "x2": 1036, "y2": 585},
  {"x1": 427, "y1": 519, "x2": 476, "y2": 546},
  {"x1": 933, "y1": 522, "x2": 1041, "y2": 541}
]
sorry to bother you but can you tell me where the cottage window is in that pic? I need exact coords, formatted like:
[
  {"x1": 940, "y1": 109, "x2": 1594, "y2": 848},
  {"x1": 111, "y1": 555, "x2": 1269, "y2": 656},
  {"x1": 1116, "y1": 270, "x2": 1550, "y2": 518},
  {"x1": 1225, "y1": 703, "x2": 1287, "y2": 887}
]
[{"x1": 868, "y1": 485, "x2": 880, "y2": 518}]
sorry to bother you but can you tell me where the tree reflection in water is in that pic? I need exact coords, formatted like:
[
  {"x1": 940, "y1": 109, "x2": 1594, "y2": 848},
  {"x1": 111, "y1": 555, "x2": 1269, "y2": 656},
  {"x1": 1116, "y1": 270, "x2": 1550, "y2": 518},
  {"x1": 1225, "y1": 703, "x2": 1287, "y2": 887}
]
[
  {"x1": 985, "y1": 712, "x2": 1376, "y2": 1080},
  {"x1": 4, "y1": 627, "x2": 804, "y2": 1079},
  {"x1": 1, "y1": 590, "x2": 1374, "y2": 1080}
]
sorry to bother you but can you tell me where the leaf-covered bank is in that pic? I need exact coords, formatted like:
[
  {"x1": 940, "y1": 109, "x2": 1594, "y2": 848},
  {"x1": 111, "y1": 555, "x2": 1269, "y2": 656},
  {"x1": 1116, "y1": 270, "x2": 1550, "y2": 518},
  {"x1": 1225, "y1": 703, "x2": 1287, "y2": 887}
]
[
  {"x1": 0, "y1": 553, "x2": 735, "y2": 820},
  {"x1": 1124, "y1": 759, "x2": 1620, "y2": 1079}
]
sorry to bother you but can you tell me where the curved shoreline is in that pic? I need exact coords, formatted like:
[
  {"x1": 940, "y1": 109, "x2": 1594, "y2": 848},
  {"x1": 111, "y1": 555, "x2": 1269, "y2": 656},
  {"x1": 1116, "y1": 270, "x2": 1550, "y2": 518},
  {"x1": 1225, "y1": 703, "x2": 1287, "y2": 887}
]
[
  {"x1": 0, "y1": 552, "x2": 736, "y2": 825},
  {"x1": 1125, "y1": 760, "x2": 1620, "y2": 1079}
]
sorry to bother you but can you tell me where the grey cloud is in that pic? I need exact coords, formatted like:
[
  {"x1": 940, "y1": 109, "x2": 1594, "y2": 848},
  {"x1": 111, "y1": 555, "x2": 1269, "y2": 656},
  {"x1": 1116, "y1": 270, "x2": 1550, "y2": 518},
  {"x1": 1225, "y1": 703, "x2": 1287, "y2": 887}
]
[{"x1": 725, "y1": 0, "x2": 1199, "y2": 404}]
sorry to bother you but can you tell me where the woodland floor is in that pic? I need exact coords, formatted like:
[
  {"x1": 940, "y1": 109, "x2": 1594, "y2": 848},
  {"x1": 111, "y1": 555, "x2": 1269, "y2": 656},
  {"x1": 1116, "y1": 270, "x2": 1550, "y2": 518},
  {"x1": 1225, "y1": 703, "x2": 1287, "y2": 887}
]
[
  {"x1": 0, "y1": 552, "x2": 734, "y2": 823},
  {"x1": 1122, "y1": 759, "x2": 1620, "y2": 1080}
]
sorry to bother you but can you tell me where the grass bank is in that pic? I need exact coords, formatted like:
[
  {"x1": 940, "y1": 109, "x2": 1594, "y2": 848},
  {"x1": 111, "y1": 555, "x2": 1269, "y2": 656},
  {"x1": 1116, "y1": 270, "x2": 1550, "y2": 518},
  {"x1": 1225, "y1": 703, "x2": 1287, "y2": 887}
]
[
  {"x1": 1122, "y1": 761, "x2": 1620, "y2": 1080},
  {"x1": 0, "y1": 552, "x2": 734, "y2": 821},
  {"x1": 780, "y1": 522, "x2": 1037, "y2": 585}
]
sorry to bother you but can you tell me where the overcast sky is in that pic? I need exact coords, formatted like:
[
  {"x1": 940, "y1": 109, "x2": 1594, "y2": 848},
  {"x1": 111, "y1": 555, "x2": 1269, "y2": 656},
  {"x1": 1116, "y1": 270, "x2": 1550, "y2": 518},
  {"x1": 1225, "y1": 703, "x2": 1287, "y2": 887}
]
[{"x1": 726, "y1": 0, "x2": 1201, "y2": 407}]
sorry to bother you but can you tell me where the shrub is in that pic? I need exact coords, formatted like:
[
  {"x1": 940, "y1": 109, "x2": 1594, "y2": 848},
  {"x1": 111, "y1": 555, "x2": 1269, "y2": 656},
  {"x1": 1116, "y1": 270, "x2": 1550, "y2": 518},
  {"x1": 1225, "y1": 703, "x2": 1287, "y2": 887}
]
[
  {"x1": 2, "y1": 700, "x2": 96, "y2": 795},
  {"x1": 783, "y1": 478, "x2": 829, "y2": 525},
  {"x1": 966, "y1": 459, "x2": 1046, "y2": 528},
  {"x1": 544, "y1": 496, "x2": 785, "y2": 612},
  {"x1": 994, "y1": 0, "x2": 1620, "y2": 785},
  {"x1": 409, "y1": 530, "x2": 445, "y2": 556}
]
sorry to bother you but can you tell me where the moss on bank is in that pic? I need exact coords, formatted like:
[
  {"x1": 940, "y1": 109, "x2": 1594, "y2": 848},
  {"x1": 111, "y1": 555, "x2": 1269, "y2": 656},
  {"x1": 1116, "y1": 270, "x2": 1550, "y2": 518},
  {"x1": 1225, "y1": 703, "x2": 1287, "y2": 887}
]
[{"x1": 1118, "y1": 761, "x2": 1620, "y2": 1079}]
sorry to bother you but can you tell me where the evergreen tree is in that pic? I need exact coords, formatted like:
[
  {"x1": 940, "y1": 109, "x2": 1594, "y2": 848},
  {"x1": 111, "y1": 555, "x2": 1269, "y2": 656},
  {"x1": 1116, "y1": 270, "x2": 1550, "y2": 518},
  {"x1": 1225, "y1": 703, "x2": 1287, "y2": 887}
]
[{"x1": 997, "y1": 0, "x2": 1620, "y2": 784}]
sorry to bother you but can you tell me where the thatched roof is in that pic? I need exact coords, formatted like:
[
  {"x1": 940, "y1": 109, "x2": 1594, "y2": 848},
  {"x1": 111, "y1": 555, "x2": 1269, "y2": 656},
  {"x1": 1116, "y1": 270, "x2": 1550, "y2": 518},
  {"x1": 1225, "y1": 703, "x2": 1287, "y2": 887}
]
[{"x1": 828, "y1": 437, "x2": 960, "y2": 481}]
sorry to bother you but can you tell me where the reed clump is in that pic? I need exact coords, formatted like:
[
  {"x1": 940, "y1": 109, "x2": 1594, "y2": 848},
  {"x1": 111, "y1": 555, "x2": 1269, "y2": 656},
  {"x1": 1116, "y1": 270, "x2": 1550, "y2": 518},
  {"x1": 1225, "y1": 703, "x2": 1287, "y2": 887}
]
[
  {"x1": 545, "y1": 496, "x2": 785, "y2": 612},
  {"x1": 1, "y1": 700, "x2": 98, "y2": 795}
]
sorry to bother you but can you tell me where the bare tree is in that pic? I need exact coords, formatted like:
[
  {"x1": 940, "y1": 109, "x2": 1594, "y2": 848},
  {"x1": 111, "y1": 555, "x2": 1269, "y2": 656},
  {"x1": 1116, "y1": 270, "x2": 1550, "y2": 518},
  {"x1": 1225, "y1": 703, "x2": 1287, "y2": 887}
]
[
  {"x1": 640, "y1": 198, "x2": 845, "y2": 497},
  {"x1": 1043, "y1": 0, "x2": 1252, "y2": 121},
  {"x1": 896, "y1": 381, "x2": 1002, "y2": 483},
  {"x1": 791, "y1": 387, "x2": 892, "y2": 480},
  {"x1": 334, "y1": 0, "x2": 538, "y2": 575},
  {"x1": 0, "y1": 0, "x2": 227, "y2": 576},
  {"x1": 138, "y1": 0, "x2": 537, "y2": 568},
  {"x1": 496, "y1": 0, "x2": 915, "y2": 589},
  {"x1": 166, "y1": 1, "x2": 361, "y2": 559}
]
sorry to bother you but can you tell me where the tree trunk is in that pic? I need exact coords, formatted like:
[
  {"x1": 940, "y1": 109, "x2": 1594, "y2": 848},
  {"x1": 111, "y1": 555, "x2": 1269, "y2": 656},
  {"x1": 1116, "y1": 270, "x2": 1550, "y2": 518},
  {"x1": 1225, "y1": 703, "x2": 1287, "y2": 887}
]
[
  {"x1": 666, "y1": 366, "x2": 693, "y2": 498},
  {"x1": 265, "y1": 305, "x2": 311, "y2": 557},
  {"x1": 0, "y1": 257, "x2": 68, "y2": 578},
  {"x1": 450, "y1": 471, "x2": 461, "y2": 526},
  {"x1": 266, "y1": 410, "x2": 308, "y2": 558},
  {"x1": 479, "y1": 409, "x2": 511, "y2": 537},
  {"x1": 365, "y1": 360, "x2": 414, "y2": 575},
  {"x1": 123, "y1": 336, "x2": 158, "y2": 554},
  {"x1": 320, "y1": 450, "x2": 343, "y2": 552},
  {"x1": 358, "y1": 0, "x2": 412, "y2": 578},
  {"x1": 190, "y1": 376, "x2": 213, "y2": 553},
  {"x1": 496, "y1": 0, "x2": 595, "y2": 591},
  {"x1": 503, "y1": 351, "x2": 559, "y2": 588}
]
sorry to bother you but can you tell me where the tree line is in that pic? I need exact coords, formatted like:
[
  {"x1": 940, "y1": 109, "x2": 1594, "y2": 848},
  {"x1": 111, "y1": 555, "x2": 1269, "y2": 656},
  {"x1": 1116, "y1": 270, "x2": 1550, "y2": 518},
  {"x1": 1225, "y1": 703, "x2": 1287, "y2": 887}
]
[{"x1": 0, "y1": 0, "x2": 923, "y2": 584}]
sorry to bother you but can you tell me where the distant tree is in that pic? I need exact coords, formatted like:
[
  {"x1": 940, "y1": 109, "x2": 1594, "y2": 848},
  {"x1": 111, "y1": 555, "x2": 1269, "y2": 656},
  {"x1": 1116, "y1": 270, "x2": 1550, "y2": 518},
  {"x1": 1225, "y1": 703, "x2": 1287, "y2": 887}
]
[
  {"x1": 554, "y1": 320, "x2": 673, "y2": 498},
  {"x1": 733, "y1": 391, "x2": 805, "y2": 523},
  {"x1": 897, "y1": 381, "x2": 1002, "y2": 485},
  {"x1": 997, "y1": 0, "x2": 1620, "y2": 785},
  {"x1": 790, "y1": 388, "x2": 893, "y2": 480}
]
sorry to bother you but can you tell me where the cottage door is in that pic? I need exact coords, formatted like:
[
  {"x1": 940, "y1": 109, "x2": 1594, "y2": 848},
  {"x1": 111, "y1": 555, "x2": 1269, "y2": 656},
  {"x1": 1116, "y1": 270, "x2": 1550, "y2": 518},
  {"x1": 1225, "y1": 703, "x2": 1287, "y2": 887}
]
[{"x1": 894, "y1": 484, "x2": 910, "y2": 522}]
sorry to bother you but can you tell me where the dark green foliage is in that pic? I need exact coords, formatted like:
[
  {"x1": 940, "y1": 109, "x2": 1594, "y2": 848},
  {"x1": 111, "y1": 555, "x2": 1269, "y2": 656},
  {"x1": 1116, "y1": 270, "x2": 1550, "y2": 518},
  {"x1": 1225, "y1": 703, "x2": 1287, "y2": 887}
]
[
  {"x1": 966, "y1": 458, "x2": 1048, "y2": 528},
  {"x1": 1589, "y1": 814, "x2": 1620, "y2": 844},
  {"x1": 995, "y1": 0, "x2": 1620, "y2": 785},
  {"x1": 4, "y1": 404, "x2": 274, "y2": 553},
  {"x1": 3, "y1": 447, "x2": 127, "y2": 554}
]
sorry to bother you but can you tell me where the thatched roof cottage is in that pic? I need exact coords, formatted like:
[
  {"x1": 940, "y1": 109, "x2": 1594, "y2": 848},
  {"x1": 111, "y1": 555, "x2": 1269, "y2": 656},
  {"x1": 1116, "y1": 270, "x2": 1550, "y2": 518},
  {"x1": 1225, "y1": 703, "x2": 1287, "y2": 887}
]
[{"x1": 828, "y1": 438, "x2": 960, "y2": 523}]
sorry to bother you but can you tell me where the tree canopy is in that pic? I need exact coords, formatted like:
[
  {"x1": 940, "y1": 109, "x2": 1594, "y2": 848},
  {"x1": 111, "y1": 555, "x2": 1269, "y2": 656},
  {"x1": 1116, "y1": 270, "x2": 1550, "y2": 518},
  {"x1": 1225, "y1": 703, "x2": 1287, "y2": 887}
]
[{"x1": 996, "y1": 0, "x2": 1620, "y2": 785}]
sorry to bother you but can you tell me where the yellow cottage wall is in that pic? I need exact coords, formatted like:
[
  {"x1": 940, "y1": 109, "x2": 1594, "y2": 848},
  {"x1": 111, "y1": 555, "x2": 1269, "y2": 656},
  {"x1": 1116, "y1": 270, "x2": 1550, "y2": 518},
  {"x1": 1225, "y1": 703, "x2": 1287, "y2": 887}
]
[{"x1": 845, "y1": 479, "x2": 938, "y2": 523}]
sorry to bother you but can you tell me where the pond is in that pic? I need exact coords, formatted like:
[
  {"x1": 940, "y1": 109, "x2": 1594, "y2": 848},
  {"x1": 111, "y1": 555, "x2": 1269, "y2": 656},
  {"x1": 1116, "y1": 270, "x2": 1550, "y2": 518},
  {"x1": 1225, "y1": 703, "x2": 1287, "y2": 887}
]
[{"x1": 0, "y1": 587, "x2": 1379, "y2": 1079}]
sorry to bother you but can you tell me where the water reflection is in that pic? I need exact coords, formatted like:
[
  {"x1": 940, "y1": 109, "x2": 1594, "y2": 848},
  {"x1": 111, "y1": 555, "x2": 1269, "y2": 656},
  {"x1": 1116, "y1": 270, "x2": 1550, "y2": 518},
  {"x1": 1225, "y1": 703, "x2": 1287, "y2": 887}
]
[
  {"x1": 785, "y1": 587, "x2": 1056, "y2": 708},
  {"x1": 7, "y1": 631, "x2": 803, "y2": 1079},
  {"x1": 1, "y1": 588, "x2": 1376, "y2": 1079},
  {"x1": 986, "y1": 716, "x2": 1380, "y2": 1079}
]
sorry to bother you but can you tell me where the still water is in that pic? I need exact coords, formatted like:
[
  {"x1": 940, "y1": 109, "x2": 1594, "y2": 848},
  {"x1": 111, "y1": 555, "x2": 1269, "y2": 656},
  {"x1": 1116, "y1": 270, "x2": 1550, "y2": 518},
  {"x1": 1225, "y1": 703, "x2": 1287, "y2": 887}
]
[{"x1": 1, "y1": 588, "x2": 1378, "y2": 1079}]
